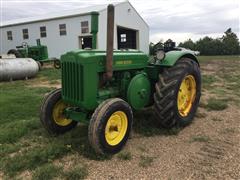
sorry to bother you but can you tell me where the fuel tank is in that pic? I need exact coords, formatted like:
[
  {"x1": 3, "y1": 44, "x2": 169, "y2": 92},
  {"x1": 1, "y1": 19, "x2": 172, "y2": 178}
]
[{"x1": 0, "y1": 58, "x2": 40, "y2": 81}]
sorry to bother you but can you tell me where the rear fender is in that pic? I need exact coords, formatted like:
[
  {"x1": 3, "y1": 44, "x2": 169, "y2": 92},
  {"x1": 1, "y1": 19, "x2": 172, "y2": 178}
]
[{"x1": 157, "y1": 51, "x2": 199, "y2": 67}]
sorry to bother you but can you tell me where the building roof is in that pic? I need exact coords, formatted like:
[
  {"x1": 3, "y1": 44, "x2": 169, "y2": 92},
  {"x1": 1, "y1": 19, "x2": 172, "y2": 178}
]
[{"x1": 1, "y1": 1, "x2": 125, "y2": 28}]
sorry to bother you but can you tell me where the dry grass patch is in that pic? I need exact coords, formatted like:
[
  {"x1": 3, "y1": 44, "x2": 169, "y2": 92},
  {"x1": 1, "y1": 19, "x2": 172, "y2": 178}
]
[
  {"x1": 117, "y1": 151, "x2": 132, "y2": 161},
  {"x1": 190, "y1": 135, "x2": 210, "y2": 143},
  {"x1": 139, "y1": 155, "x2": 154, "y2": 168},
  {"x1": 205, "y1": 98, "x2": 228, "y2": 111}
]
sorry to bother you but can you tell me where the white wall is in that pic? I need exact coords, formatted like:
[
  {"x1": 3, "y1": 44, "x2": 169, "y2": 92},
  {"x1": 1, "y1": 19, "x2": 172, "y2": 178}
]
[
  {"x1": 98, "y1": 2, "x2": 149, "y2": 54},
  {"x1": 0, "y1": 1, "x2": 149, "y2": 58},
  {"x1": 0, "y1": 15, "x2": 91, "y2": 58}
]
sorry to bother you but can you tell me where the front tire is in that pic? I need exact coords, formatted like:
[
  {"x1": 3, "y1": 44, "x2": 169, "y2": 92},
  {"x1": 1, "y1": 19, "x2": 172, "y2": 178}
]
[
  {"x1": 88, "y1": 98, "x2": 133, "y2": 154},
  {"x1": 53, "y1": 59, "x2": 61, "y2": 69},
  {"x1": 7, "y1": 49, "x2": 22, "y2": 58},
  {"x1": 40, "y1": 89, "x2": 78, "y2": 135},
  {"x1": 154, "y1": 58, "x2": 201, "y2": 128}
]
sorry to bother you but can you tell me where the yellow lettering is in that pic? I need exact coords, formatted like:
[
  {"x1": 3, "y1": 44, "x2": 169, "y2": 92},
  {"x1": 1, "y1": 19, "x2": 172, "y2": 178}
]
[{"x1": 116, "y1": 60, "x2": 132, "y2": 65}]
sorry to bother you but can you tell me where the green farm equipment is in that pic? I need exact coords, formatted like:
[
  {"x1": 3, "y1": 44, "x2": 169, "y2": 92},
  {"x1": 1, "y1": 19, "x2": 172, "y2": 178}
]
[
  {"x1": 40, "y1": 5, "x2": 201, "y2": 154},
  {"x1": 7, "y1": 39, "x2": 60, "y2": 68}
]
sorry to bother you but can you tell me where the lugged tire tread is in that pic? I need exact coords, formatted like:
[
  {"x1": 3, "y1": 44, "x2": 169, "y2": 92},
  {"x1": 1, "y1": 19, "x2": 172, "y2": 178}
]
[{"x1": 154, "y1": 58, "x2": 201, "y2": 128}]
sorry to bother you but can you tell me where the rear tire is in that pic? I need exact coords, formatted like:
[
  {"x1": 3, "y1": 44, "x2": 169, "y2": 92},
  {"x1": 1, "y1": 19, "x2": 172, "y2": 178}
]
[
  {"x1": 88, "y1": 98, "x2": 133, "y2": 154},
  {"x1": 40, "y1": 89, "x2": 78, "y2": 135},
  {"x1": 7, "y1": 49, "x2": 22, "y2": 58},
  {"x1": 154, "y1": 58, "x2": 201, "y2": 128}
]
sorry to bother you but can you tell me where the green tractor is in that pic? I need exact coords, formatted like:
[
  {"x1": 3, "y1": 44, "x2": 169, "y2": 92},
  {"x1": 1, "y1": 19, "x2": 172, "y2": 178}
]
[
  {"x1": 40, "y1": 5, "x2": 201, "y2": 154},
  {"x1": 7, "y1": 39, "x2": 60, "y2": 68}
]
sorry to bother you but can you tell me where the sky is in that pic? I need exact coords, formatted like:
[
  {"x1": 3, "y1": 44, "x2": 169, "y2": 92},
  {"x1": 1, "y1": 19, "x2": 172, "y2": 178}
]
[{"x1": 1, "y1": 0, "x2": 239, "y2": 44}]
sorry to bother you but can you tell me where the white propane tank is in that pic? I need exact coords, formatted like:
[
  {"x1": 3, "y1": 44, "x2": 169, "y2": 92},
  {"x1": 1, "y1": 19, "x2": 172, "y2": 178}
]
[{"x1": 0, "y1": 58, "x2": 40, "y2": 81}]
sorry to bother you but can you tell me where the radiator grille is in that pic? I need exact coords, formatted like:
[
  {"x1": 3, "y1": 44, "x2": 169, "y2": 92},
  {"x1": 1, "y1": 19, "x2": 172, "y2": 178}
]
[{"x1": 62, "y1": 61, "x2": 83, "y2": 102}]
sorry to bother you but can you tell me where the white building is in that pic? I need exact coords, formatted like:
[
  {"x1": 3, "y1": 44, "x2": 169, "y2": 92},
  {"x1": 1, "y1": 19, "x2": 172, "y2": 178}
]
[{"x1": 0, "y1": 1, "x2": 149, "y2": 58}]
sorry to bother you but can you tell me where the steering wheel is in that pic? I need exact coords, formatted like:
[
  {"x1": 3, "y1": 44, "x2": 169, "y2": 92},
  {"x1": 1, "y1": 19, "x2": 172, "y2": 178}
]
[{"x1": 22, "y1": 42, "x2": 28, "y2": 48}]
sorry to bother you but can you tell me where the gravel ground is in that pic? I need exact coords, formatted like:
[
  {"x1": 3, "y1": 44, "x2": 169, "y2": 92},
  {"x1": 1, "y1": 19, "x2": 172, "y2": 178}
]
[
  {"x1": 56, "y1": 59, "x2": 240, "y2": 179},
  {"x1": 80, "y1": 105, "x2": 240, "y2": 179}
]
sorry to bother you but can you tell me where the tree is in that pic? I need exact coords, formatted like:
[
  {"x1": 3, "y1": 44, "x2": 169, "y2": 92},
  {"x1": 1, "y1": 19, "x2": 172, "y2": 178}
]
[
  {"x1": 221, "y1": 28, "x2": 240, "y2": 55},
  {"x1": 149, "y1": 28, "x2": 240, "y2": 56},
  {"x1": 178, "y1": 39, "x2": 195, "y2": 50}
]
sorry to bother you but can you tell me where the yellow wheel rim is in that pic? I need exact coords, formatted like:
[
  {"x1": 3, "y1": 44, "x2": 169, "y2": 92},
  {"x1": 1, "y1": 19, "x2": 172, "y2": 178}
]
[
  {"x1": 177, "y1": 75, "x2": 196, "y2": 117},
  {"x1": 52, "y1": 100, "x2": 72, "y2": 126},
  {"x1": 105, "y1": 111, "x2": 128, "y2": 146}
]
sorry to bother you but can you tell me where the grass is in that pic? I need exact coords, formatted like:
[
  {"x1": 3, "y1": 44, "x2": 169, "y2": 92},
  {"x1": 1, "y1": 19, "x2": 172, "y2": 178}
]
[
  {"x1": 139, "y1": 155, "x2": 154, "y2": 167},
  {"x1": 32, "y1": 163, "x2": 88, "y2": 180},
  {"x1": 1, "y1": 141, "x2": 71, "y2": 176},
  {"x1": 205, "y1": 98, "x2": 228, "y2": 111},
  {"x1": 117, "y1": 151, "x2": 132, "y2": 160},
  {"x1": 189, "y1": 135, "x2": 210, "y2": 143},
  {"x1": 32, "y1": 164, "x2": 62, "y2": 180},
  {"x1": 63, "y1": 165, "x2": 88, "y2": 180},
  {"x1": 202, "y1": 75, "x2": 218, "y2": 89},
  {"x1": 37, "y1": 68, "x2": 61, "y2": 81}
]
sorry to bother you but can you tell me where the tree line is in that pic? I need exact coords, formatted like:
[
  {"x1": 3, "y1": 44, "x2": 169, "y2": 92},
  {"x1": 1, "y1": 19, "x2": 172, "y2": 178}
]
[{"x1": 150, "y1": 28, "x2": 240, "y2": 55}]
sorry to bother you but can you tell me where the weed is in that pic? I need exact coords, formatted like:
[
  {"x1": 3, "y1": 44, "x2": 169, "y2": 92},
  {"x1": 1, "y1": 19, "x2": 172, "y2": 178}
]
[
  {"x1": 195, "y1": 111, "x2": 207, "y2": 118},
  {"x1": 32, "y1": 164, "x2": 62, "y2": 180},
  {"x1": 202, "y1": 75, "x2": 217, "y2": 89},
  {"x1": 139, "y1": 155, "x2": 154, "y2": 167},
  {"x1": 210, "y1": 88, "x2": 226, "y2": 96},
  {"x1": 64, "y1": 165, "x2": 88, "y2": 180},
  {"x1": 190, "y1": 135, "x2": 210, "y2": 143},
  {"x1": 117, "y1": 151, "x2": 132, "y2": 160},
  {"x1": 220, "y1": 128, "x2": 236, "y2": 134},
  {"x1": 138, "y1": 146, "x2": 148, "y2": 153},
  {"x1": 205, "y1": 98, "x2": 228, "y2": 111},
  {"x1": 212, "y1": 117, "x2": 223, "y2": 122}
]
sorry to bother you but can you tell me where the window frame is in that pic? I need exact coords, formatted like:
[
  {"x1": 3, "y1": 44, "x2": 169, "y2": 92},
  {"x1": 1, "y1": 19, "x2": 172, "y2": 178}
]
[
  {"x1": 22, "y1": 28, "x2": 29, "y2": 39},
  {"x1": 7, "y1": 31, "x2": 13, "y2": 40},
  {"x1": 40, "y1": 26, "x2": 47, "y2": 38},
  {"x1": 59, "y1": 24, "x2": 67, "y2": 36},
  {"x1": 81, "y1": 21, "x2": 89, "y2": 34}
]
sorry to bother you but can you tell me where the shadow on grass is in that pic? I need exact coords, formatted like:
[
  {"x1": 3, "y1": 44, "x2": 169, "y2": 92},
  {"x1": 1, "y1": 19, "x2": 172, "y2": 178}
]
[
  {"x1": 133, "y1": 108, "x2": 182, "y2": 137},
  {"x1": 55, "y1": 124, "x2": 112, "y2": 161}
]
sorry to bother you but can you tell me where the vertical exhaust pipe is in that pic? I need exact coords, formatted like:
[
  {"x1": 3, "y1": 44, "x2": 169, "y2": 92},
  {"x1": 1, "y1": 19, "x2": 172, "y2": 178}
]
[{"x1": 105, "y1": 4, "x2": 115, "y2": 80}]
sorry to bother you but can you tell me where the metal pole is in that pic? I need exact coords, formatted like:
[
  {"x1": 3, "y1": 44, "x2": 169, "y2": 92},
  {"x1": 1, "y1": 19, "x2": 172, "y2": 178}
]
[{"x1": 105, "y1": 4, "x2": 114, "y2": 80}]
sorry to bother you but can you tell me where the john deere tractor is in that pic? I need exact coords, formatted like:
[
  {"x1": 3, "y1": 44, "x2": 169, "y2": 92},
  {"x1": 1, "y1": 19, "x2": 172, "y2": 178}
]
[
  {"x1": 40, "y1": 5, "x2": 201, "y2": 154},
  {"x1": 7, "y1": 39, "x2": 60, "y2": 68}
]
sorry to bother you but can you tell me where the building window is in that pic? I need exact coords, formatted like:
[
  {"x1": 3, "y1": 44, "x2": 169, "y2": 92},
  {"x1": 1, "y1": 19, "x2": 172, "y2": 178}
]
[
  {"x1": 59, "y1": 24, "x2": 67, "y2": 36},
  {"x1": 22, "y1": 29, "x2": 29, "y2": 39},
  {"x1": 81, "y1": 21, "x2": 89, "y2": 34},
  {"x1": 120, "y1": 34, "x2": 127, "y2": 42},
  {"x1": 40, "y1": 26, "x2": 47, "y2": 37},
  {"x1": 7, "y1": 31, "x2": 13, "y2": 40}
]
